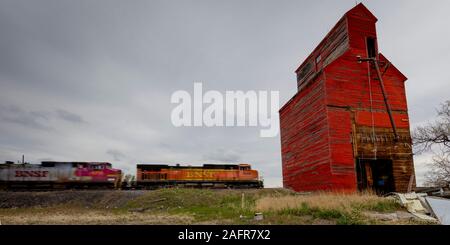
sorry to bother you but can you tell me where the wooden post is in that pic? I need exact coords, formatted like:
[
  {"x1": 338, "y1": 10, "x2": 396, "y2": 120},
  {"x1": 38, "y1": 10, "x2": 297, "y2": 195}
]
[{"x1": 407, "y1": 174, "x2": 415, "y2": 193}]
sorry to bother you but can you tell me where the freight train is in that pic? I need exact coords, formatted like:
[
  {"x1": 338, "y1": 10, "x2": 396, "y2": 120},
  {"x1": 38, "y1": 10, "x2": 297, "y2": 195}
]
[
  {"x1": 0, "y1": 161, "x2": 122, "y2": 190},
  {"x1": 0, "y1": 161, "x2": 263, "y2": 190},
  {"x1": 135, "y1": 163, "x2": 263, "y2": 189}
]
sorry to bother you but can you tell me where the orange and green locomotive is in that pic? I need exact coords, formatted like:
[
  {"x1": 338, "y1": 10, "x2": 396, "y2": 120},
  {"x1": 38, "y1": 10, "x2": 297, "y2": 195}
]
[{"x1": 135, "y1": 163, "x2": 263, "y2": 189}]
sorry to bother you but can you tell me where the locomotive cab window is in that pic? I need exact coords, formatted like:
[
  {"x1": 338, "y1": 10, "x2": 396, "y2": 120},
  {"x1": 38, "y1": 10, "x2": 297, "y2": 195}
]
[
  {"x1": 366, "y1": 37, "x2": 377, "y2": 58},
  {"x1": 91, "y1": 165, "x2": 104, "y2": 170}
]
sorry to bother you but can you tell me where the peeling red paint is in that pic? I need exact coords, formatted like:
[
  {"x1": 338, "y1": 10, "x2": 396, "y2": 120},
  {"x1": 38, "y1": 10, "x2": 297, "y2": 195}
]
[{"x1": 280, "y1": 3, "x2": 415, "y2": 193}]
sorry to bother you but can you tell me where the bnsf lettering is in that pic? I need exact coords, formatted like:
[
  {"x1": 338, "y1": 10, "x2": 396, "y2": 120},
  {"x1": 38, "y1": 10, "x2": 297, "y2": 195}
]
[
  {"x1": 185, "y1": 171, "x2": 215, "y2": 178},
  {"x1": 15, "y1": 170, "x2": 49, "y2": 178}
]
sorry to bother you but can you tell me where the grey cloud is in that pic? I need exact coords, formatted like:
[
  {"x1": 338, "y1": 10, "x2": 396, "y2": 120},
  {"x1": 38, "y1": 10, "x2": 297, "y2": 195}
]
[
  {"x1": 0, "y1": 105, "x2": 51, "y2": 130},
  {"x1": 203, "y1": 148, "x2": 241, "y2": 162},
  {"x1": 106, "y1": 149, "x2": 126, "y2": 161},
  {"x1": 56, "y1": 109, "x2": 85, "y2": 124},
  {"x1": 0, "y1": 104, "x2": 85, "y2": 130}
]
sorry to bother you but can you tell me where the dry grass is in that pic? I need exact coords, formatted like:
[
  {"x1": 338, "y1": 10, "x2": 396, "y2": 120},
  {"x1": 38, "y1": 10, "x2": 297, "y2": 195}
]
[
  {"x1": 256, "y1": 191, "x2": 396, "y2": 213},
  {"x1": 254, "y1": 191, "x2": 404, "y2": 224}
]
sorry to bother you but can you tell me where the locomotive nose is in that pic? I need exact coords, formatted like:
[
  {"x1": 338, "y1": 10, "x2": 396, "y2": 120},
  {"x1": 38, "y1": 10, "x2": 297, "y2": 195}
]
[{"x1": 115, "y1": 169, "x2": 122, "y2": 177}]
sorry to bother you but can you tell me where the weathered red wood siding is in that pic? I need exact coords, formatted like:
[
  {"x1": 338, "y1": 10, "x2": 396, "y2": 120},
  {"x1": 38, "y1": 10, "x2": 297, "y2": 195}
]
[
  {"x1": 280, "y1": 75, "x2": 332, "y2": 192},
  {"x1": 280, "y1": 3, "x2": 415, "y2": 193},
  {"x1": 296, "y1": 17, "x2": 349, "y2": 91},
  {"x1": 327, "y1": 107, "x2": 356, "y2": 191}
]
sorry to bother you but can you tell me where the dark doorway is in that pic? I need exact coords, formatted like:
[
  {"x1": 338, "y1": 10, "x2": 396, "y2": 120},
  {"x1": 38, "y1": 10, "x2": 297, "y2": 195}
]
[
  {"x1": 356, "y1": 158, "x2": 395, "y2": 194},
  {"x1": 366, "y1": 37, "x2": 377, "y2": 58}
]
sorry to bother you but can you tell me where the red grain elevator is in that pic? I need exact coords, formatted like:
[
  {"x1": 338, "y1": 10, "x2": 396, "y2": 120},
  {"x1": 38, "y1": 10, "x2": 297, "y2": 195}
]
[{"x1": 279, "y1": 3, "x2": 415, "y2": 193}]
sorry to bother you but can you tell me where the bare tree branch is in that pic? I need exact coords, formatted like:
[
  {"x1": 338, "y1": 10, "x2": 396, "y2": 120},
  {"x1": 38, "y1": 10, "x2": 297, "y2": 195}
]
[
  {"x1": 413, "y1": 101, "x2": 450, "y2": 153},
  {"x1": 413, "y1": 100, "x2": 450, "y2": 187}
]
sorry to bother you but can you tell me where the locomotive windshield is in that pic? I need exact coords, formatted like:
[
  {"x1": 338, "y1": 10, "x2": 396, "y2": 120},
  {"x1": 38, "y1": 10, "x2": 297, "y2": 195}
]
[{"x1": 91, "y1": 165, "x2": 105, "y2": 170}]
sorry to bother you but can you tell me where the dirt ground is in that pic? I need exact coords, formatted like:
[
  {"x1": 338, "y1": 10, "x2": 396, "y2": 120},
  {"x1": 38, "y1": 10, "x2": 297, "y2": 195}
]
[
  {"x1": 0, "y1": 189, "x2": 434, "y2": 225},
  {"x1": 0, "y1": 190, "x2": 146, "y2": 208},
  {"x1": 0, "y1": 208, "x2": 194, "y2": 225},
  {"x1": 0, "y1": 189, "x2": 256, "y2": 224}
]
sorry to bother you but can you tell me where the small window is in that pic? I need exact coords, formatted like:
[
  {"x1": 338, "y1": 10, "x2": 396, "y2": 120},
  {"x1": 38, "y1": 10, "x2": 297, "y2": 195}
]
[
  {"x1": 90, "y1": 165, "x2": 104, "y2": 170},
  {"x1": 76, "y1": 163, "x2": 86, "y2": 168},
  {"x1": 367, "y1": 37, "x2": 377, "y2": 58},
  {"x1": 315, "y1": 55, "x2": 321, "y2": 64},
  {"x1": 297, "y1": 62, "x2": 313, "y2": 82},
  {"x1": 315, "y1": 55, "x2": 322, "y2": 71}
]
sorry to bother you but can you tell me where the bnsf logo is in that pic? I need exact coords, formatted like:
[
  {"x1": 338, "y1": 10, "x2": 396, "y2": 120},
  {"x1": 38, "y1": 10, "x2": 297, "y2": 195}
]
[
  {"x1": 15, "y1": 170, "x2": 49, "y2": 177},
  {"x1": 186, "y1": 171, "x2": 215, "y2": 178}
]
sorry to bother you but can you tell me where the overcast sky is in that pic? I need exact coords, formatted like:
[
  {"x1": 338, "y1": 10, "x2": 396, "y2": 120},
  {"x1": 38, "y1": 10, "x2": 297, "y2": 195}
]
[{"x1": 1, "y1": 0, "x2": 449, "y2": 187}]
